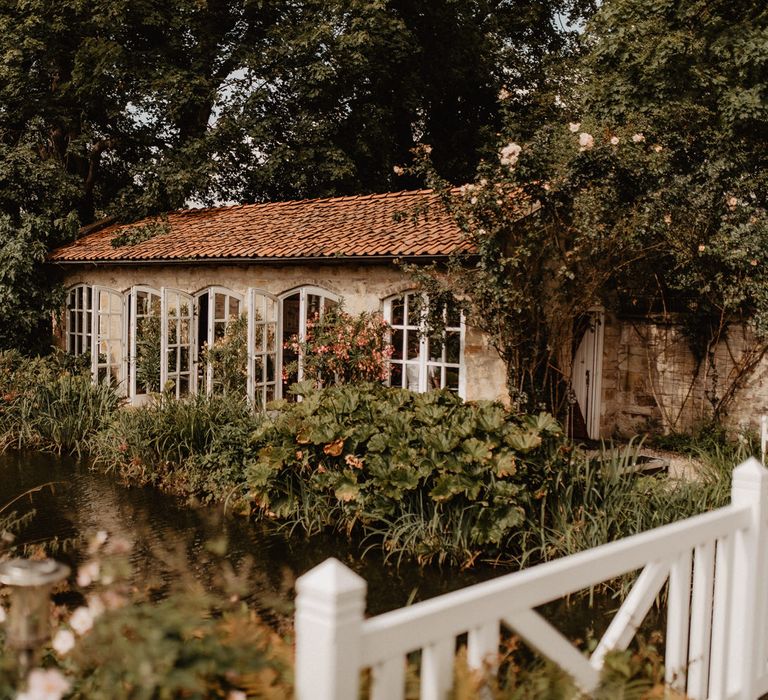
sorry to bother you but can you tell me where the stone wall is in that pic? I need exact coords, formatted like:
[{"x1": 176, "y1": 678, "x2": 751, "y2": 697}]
[
  {"x1": 601, "y1": 313, "x2": 768, "y2": 437},
  {"x1": 57, "y1": 261, "x2": 510, "y2": 404}
]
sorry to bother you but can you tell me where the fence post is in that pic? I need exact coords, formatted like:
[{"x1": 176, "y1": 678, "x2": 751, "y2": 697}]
[
  {"x1": 727, "y1": 457, "x2": 768, "y2": 699},
  {"x1": 295, "y1": 558, "x2": 367, "y2": 700}
]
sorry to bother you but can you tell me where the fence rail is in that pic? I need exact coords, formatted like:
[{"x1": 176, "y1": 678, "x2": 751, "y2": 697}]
[{"x1": 295, "y1": 457, "x2": 768, "y2": 700}]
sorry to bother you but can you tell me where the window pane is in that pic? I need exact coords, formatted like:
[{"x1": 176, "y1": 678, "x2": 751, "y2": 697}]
[
  {"x1": 215, "y1": 293, "x2": 226, "y2": 320},
  {"x1": 392, "y1": 330, "x2": 404, "y2": 360},
  {"x1": 254, "y1": 324, "x2": 264, "y2": 351},
  {"x1": 427, "y1": 365, "x2": 442, "y2": 390},
  {"x1": 428, "y1": 337, "x2": 443, "y2": 362},
  {"x1": 445, "y1": 367, "x2": 460, "y2": 391},
  {"x1": 446, "y1": 302, "x2": 461, "y2": 327},
  {"x1": 389, "y1": 364, "x2": 403, "y2": 388},
  {"x1": 446, "y1": 332, "x2": 461, "y2": 364},
  {"x1": 307, "y1": 294, "x2": 321, "y2": 318},
  {"x1": 406, "y1": 330, "x2": 420, "y2": 360},
  {"x1": 405, "y1": 363, "x2": 420, "y2": 391},
  {"x1": 229, "y1": 297, "x2": 240, "y2": 319},
  {"x1": 407, "y1": 295, "x2": 420, "y2": 327},
  {"x1": 253, "y1": 356, "x2": 263, "y2": 383},
  {"x1": 391, "y1": 297, "x2": 405, "y2": 326}
]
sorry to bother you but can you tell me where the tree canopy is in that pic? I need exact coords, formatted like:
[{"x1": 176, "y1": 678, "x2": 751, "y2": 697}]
[
  {"x1": 419, "y1": 0, "x2": 768, "y2": 420},
  {"x1": 0, "y1": 0, "x2": 589, "y2": 351}
]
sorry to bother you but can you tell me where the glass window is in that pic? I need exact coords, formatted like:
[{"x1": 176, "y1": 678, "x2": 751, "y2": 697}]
[
  {"x1": 196, "y1": 287, "x2": 245, "y2": 395},
  {"x1": 65, "y1": 285, "x2": 93, "y2": 357},
  {"x1": 248, "y1": 290, "x2": 278, "y2": 409},
  {"x1": 164, "y1": 289, "x2": 194, "y2": 399},
  {"x1": 126, "y1": 287, "x2": 162, "y2": 398},
  {"x1": 384, "y1": 292, "x2": 464, "y2": 396},
  {"x1": 280, "y1": 287, "x2": 339, "y2": 397},
  {"x1": 94, "y1": 288, "x2": 125, "y2": 391}
]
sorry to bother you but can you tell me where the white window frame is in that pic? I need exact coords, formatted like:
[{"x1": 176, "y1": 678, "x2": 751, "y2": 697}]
[
  {"x1": 278, "y1": 286, "x2": 340, "y2": 392},
  {"x1": 92, "y1": 286, "x2": 127, "y2": 395},
  {"x1": 247, "y1": 288, "x2": 279, "y2": 409},
  {"x1": 161, "y1": 288, "x2": 195, "y2": 399},
  {"x1": 127, "y1": 285, "x2": 162, "y2": 402},
  {"x1": 194, "y1": 286, "x2": 245, "y2": 395},
  {"x1": 383, "y1": 291, "x2": 466, "y2": 398},
  {"x1": 65, "y1": 284, "x2": 93, "y2": 357}
]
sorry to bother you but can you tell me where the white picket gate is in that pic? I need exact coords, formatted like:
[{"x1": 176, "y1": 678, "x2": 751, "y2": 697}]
[{"x1": 294, "y1": 458, "x2": 768, "y2": 700}]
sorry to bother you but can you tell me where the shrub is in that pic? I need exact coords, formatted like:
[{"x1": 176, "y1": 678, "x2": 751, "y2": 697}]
[
  {"x1": 243, "y1": 382, "x2": 571, "y2": 566},
  {"x1": 89, "y1": 392, "x2": 262, "y2": 502},
  {"x1": 285, "y1": 307, "x2": 393, "y2": 385},
  {"x1": 0, "y1": 350, "x2": 119, "y2": 455}
]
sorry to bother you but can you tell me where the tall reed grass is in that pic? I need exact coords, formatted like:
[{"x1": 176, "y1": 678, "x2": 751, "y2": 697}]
[{"x1": 0, "y1": 351, "x2": 119, "y2": 455}]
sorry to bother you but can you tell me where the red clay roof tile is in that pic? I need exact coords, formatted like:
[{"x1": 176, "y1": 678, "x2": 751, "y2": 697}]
[{"x1": 50, "y1": 189, "x2": 472, "y2": 264}]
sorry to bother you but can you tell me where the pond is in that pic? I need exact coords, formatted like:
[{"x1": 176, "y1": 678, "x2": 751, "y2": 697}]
[{"x1": 0, "y1": 451, "x2": 623, "y2": 638}]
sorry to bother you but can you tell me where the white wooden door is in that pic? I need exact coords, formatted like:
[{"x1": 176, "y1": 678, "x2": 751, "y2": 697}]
[{"x1": 572, "y1": 310, "x2": 605, "y2": 440}]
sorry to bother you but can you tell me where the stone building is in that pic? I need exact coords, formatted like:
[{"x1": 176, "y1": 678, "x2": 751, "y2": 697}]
[
  {"x1": 52, "y1": 187, "x2": 760, "y2": 437},
  {"x1": 49, "y1": 189, "x2": 508, "y2": 410}
]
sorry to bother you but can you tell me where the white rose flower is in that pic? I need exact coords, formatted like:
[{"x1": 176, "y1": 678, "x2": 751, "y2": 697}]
[
  {"x1": 728, "y1": 196, "x2": 739, "y2": 209},
  {"x1": 610, "y1": 136, "x2": 620, "y2": 146},
  {"x1": 578, "y1": 132, "x2": 594, "y2": 150},
  {"x1": 632, "y1": 133, "x2": 645, "y2": 143},
  {"x1": 568, "y1": 122, "x2": 581, "y2": 132},
  {"x1": 653, "y1": 144, "x2": 663, "y2": 152},
  {"x1": 70, "y1": 606, "x2": 94, "y2": 636},
  {"x1": 77, "y1": 561, "x2": 100, "y2": 587},
  {"x1": 16, "y1": 668, "x2": 70, "y2": 700},
  {"x1": 52, "y1": 629, "x2": 76, "y2": 656},
  {"x1": 499, "y1": 141, "x2": 521, "y2": 167}
]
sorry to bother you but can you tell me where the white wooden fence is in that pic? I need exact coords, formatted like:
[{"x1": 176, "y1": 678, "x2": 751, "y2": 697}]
[{"x1": 294, "y1": 457, "x2": 768, "y2": 700}]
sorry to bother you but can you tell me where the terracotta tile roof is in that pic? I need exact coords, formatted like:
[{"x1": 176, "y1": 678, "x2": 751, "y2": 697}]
[{"x1": 49, "y1": 189, "x2": 472, "y2": 263}]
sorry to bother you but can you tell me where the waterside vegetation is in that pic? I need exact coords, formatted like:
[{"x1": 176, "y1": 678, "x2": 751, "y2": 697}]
[{"x1": 0, "y1": 352, "x2": 749, "y2": 575}]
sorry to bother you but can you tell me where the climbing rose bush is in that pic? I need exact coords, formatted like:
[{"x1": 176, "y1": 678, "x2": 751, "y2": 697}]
[{"x1": 286, "y1": 307, "x2": 393, "y2": 385}]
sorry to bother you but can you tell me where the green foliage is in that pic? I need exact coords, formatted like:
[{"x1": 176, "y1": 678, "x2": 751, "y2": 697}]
[
  {"x1": 0, "y1": 0, "x2": 594, "y2": 352},
  {"x1": 0, "y1": 351, "x2": 119, "y2": 455},
  {"x1": 408, "y1": 0, "x2": 768, "y2": 425},
  {"x1": 242, "y1": 382, "x2": 568, "y2": 566},
  {"x1": 286, "y1": 307, "x2": 393, "y2": 385},
  {"x1": 201, "y1": 314, "x2": 249, "y2": 397},
  {"x1": 66, "y1": 591, "x2": 293, "y2": 699},
  {"x1": 449, "y1": 634, "x2": 672, "y2": 700},
  {"x1": 89, "y1": 392, "x2": 260, "y2": 502},
  {"x1": 110, "y1": 218, "x2": 170, "y2": 248}
]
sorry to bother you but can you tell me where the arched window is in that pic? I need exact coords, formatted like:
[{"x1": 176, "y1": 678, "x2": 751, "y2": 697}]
[
  {"x1": 162, "y1": 289, "x2": 195, "y2": 399},
  {"x1": 65, "y1": 285, "x2": 93, "y2": 357},
  {"x1": 195, "y1": 287, "x2": 245, "y2": 395},
  {"x1": 383, "y1": 292, "x2": 464, "y2": 396},
  {"x1": 127, "y1": 286, "x2": 162, "y2": 400},
  {"x1": 93, "y1": 287, "x2": 125, "y2": 391},
  {"x1": 279, "y1": 286, "x2": 339, "y2": 396},
  {"x1": 247, "y1": 289, "x2": 279, "y2": 409}
]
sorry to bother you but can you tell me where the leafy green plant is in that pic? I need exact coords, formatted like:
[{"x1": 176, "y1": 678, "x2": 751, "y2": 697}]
[
  {"x1": 110, "y1": 218, "x2": 170, "y2": 248},
  {"x1": 243, "y1": 382, "x2": 568, "y2": 566},
  {"x1": 0, "y1": 351, "x2": 119, "y2": 455},
  {"x1": 201, "y1": 314, "x2": 249, "y2": 396},
  {"x1": 89, "y1": 392, "x2": 260, "y2": 502}
]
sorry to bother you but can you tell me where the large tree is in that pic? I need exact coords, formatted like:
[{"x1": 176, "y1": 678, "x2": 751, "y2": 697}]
[
  {"x1": 0, "y1": 0, "x2": 589, "y2": 352},
  {"x1": 417, "y1": 0, "x2": 768, "y2": 421}
]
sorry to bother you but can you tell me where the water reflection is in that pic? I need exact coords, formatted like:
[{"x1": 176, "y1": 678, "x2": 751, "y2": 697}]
[{"x1": 0, "y1": 452, "x2": 503, "y2": 616}]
